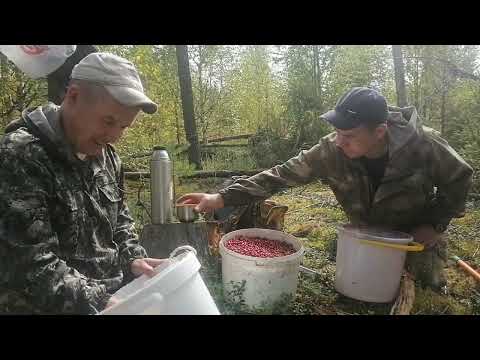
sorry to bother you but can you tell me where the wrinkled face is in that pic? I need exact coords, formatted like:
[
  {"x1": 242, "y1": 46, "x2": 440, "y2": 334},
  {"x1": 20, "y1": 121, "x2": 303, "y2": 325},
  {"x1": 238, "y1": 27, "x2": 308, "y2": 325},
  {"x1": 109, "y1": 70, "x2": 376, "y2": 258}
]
[
  {"x1": 62, "y1": 83, "x2": 140, "y2": 156},
  {"x1": 335, "y1": 124, "x2": 387, "y2": 159}
]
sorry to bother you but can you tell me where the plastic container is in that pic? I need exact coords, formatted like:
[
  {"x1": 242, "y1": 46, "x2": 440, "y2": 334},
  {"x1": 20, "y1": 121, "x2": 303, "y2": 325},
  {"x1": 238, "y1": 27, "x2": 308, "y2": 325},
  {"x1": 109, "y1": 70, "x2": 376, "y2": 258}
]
[
  {"x1": 219, "y1": 228, "x2": 304, "y2": 310},
  {"x1": 99, "y1": 246, "x2": 220, "y2": 315},
  {"x1": 334, "y1": 224, "x2": 423, "y2": 303},
  {"x1": 0, "y1": 45, "x2": 76, "y2": 78}
]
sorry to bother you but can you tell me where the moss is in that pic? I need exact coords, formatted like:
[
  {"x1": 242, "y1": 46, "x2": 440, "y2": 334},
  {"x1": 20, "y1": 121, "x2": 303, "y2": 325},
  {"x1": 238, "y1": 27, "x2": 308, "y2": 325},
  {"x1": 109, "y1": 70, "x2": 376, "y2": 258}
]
[
  {"x1": 451, "y1": 209, "x2": 480, "y2": 227},
  {"x1": 412, "y1": 287, "x2": 470, "y2": 315},
  {"x1": 448, "y1": 222, "x2": 480, "y2": 267},
  {"x1": 125, "y1": 178, "x2": 480, "y2": 315}
]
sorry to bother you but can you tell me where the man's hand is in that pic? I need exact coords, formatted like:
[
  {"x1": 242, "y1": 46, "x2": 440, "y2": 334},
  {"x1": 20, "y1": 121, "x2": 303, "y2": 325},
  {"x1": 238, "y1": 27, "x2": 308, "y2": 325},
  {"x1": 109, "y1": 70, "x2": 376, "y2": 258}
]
[
  {"x1": 411, "y1": 224, "x2": 441, "y2": 249},
  {"x1": 176, "y1": 193, "x2": 224, "y2": 213},
  {"x1": 131, "y1": 258, "x2": 168, "y2": 278},
  {"x1": 104, "y1": 258, "x2": 168, "y2": 310},
  {"x1": 106, "y1": 296, "x2": 120, "y2": 309}
]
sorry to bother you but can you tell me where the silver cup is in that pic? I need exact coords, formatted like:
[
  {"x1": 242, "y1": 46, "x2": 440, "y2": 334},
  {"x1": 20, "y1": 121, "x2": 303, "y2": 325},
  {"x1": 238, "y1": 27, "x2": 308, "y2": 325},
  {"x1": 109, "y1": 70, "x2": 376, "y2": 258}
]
[{"x1": 175, "y1": 204, "x2": 198, "y2": 223}]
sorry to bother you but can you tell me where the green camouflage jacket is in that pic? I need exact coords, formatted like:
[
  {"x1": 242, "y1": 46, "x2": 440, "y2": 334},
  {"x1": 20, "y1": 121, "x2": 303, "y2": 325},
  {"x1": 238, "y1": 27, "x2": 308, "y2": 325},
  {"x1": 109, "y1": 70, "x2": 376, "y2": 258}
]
[
  {"x1": 219, "y1": 106, "x2": 473, "y2": 232},
  {"x1": 0, "y1": 103, "x2": 146, "y2": 314}
]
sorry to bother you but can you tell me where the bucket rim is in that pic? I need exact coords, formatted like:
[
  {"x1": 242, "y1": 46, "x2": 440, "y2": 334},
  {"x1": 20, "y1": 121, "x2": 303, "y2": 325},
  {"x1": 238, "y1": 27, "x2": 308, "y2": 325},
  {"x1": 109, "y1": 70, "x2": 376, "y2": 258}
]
[
  {"x1": 219, "y1": 228, "x2": 304, "y2": 262},
  {"x1": 337, "y1": 224, "x2": 413, "y2": 244}
]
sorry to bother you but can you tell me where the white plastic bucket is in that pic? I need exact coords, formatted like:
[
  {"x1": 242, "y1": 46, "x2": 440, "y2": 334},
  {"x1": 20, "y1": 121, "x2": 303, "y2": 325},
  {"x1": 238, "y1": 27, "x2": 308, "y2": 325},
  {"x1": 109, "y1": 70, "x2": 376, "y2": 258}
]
[
  {"x1": 219, "y1": 228, "x2": 304, "y2": 310},
  {"x1": 334, "y1": 224, "x2": 423, "y2": 303},
  {"x1": 0, "y1": 45, "x2": 77, "y2": 78},
  {"x1": 99, "y1": 246, "x2": 220, "y2": 315}
]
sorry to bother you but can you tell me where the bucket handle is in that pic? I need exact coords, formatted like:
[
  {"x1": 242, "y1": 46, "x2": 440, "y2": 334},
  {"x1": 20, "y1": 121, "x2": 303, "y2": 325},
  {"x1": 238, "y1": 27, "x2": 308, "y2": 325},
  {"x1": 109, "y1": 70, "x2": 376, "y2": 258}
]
[
  {"x1": 359, "y1": 239, "x2": 424, "y2": 252},
  {"x1": 169, "y1": 245, "x2": 197, "y2": 258}
]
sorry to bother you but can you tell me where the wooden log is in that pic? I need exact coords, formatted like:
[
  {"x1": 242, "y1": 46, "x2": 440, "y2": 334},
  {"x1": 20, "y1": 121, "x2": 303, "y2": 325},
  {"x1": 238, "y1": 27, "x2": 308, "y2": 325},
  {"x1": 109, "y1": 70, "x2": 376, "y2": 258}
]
[
  {"x1": 139, "y1": 221, "x2": 221, "y2": 264},
  {"x1": 181, "y1": 169, "x2": 264, "y2": 179},
  {"x1": 390, "y1": 271, "x2": 416, "y2": 315},
  {"x1": 125, "y1": 172, "x2": 151, "y2": 180},
  {"x1": 203, "y1": 134, "x2": 253, "y2": 144},
  {"x1": 177, "y1": 143, "x2": 248, "y2": 155},
  {"x1": 125, "y1": 169, "x2": 265, "y2": 181},
  {"x1": 200, "y1": 144, "x2": 248, "y2": 148}
]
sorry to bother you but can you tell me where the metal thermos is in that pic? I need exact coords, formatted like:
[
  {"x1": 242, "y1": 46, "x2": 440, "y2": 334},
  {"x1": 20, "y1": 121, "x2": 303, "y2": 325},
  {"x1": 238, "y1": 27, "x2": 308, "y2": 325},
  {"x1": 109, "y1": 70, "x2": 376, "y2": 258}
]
[{"x1": 150, "y1": 146, "x2": 173, "y2": 224}]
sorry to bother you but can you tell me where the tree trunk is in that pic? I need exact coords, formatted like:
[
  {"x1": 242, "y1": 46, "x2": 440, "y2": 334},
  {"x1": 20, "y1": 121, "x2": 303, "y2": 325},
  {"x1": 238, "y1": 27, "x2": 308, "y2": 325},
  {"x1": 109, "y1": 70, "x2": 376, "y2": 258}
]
[
  {"x1": 414, "y1": 47, "x2": 420, "y2": 111},
  {"x1": 421, "y1": 53, "x2": 432, "y2": 123},
  {"x1": 392, "y1": 45, "x2": 408, "y2": 107},
  {"x1": 174, "y1": 102, "x2": 181, "y2": 145},
  {"x1": 440, "y1": 65, "x2": 448, "y2": 136},
  {"x1": 0, "y1": 52, "x2": 6, "y2": 80},
  {"x1": 313, "y1": 45, "x2": 320, "y2": 99},
  {"x1": 47, "y1": 45, "x2": 98, "y2": 104},
  {"x1": 140, "y1": 221, "x2": 221, "y2": 264},
  {"x1": 175, "y1": 45, "x2": 202, "y2": 169}
]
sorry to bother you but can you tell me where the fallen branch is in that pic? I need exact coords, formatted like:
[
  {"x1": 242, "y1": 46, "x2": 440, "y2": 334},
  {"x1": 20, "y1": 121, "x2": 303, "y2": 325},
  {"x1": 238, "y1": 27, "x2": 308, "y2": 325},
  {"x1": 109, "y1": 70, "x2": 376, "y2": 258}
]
[
  {"x1": 201, "y1": 144, "x2": 248, "y2": 148},
  {"x1": 390, "y1": 271, "x2": 415, "y2": 315},
  {"x1": 125, "y1": 169, "x2": 265, "y2": 181},
  {"x1": 176, "y1": 143, "x2": 249, "y2": 155},
  {"x1": 181, "y1": 169, "x2": 264, "y2": 179},
  {"x1": 203, "y1": 134, "x2": 253, "y2": 144}
]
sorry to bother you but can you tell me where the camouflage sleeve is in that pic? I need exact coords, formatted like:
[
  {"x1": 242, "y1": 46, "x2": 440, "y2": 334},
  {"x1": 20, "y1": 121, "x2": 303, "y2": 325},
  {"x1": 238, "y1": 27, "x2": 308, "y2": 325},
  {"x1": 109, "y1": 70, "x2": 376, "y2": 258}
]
[
  {"x1": 426, "y1": 133, "x2": 474, "y2": 227},
  {"x1": 111, "y1": 152, "x2": 148, "y2": 282},
  {"x1": 219, "y1": 136, "x2": 335, "y2": 206},
  {"x1": 0, "y1": 150, "x2": 111, "y2": 314}
]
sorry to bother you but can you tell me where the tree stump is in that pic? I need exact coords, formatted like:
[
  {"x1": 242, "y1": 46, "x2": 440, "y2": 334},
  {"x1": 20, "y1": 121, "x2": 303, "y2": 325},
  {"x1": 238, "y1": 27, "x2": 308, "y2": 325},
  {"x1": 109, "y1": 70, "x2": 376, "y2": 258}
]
[{"x1": 139, "y1": 221, "x2": 221, "y2": 264}]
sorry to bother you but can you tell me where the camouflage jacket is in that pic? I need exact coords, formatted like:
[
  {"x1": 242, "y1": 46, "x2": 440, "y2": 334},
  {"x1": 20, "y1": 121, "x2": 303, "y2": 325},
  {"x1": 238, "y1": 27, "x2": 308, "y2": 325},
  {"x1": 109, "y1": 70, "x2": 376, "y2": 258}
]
[
  {"x1": 219, "y1": 106, "x2": 474, "y2": 232},
  {"x1": 0, "y1": 103, "x2": 147, "y2": 314}
]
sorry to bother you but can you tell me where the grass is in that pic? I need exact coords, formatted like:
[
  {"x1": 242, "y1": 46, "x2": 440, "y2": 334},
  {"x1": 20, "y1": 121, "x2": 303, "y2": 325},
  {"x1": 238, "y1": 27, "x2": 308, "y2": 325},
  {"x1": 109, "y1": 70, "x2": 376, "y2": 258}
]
[
  {"x1": 271, "y1": 182, "x2": 480, "y2": 315},
  {"x1": 125, "y1": 160, "x2": 480, "y2": 315}
]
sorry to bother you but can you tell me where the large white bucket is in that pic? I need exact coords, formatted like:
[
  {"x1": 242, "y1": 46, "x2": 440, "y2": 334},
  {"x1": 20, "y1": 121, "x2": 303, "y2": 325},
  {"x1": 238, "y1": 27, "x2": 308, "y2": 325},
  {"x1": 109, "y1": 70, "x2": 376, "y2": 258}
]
[
  {"x1": 99, "y1": 246, "x2": 220, "y2": 315},
  {"x1": 220, "y1": 228, "x2": 304, "y2": 310},
  {"x1": 334, "y1": 224, "x2": 423, "y2": 303}
]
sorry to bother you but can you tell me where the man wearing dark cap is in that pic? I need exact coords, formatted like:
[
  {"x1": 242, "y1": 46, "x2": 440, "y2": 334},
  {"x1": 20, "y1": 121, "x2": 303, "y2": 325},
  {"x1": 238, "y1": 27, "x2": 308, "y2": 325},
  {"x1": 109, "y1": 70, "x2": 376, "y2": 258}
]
[
  {"x1": 0, "y1": 53, "x2": 166, "y2": 314},
  {"x1": 179, "y1": 87, "x2": 473, "y2": 291}
]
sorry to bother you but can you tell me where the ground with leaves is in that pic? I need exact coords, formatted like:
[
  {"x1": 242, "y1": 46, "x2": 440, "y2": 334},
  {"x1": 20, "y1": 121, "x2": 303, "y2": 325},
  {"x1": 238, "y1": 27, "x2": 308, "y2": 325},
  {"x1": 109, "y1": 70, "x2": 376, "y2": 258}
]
[
  {"x1": 268, "y1": 182, "x2": 480, "y2": 315},
  {"x1": 127, "y1": 178, "x2": 480, "y2": 315}
]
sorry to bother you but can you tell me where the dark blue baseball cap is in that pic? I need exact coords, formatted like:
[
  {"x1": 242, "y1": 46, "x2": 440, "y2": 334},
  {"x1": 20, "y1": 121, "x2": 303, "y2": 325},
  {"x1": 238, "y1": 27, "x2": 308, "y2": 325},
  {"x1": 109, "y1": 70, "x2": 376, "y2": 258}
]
[{"x1": 321, "y1": 87, "x2": 388, "y2": 130}]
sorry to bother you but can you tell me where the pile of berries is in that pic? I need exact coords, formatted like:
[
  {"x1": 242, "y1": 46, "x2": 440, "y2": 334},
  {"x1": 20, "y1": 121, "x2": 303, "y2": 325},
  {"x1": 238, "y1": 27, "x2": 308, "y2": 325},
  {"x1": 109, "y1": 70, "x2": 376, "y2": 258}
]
[{"x1": 225, "y1": 236, "x2": 296, "y2": 258}]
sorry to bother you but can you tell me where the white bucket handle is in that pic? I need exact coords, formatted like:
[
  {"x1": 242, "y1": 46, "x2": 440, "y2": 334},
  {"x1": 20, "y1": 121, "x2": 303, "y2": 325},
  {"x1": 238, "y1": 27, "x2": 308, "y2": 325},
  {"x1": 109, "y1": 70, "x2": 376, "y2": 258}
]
[{"x1": 169, "y1": 245, "x2": 197, "y2": 259}]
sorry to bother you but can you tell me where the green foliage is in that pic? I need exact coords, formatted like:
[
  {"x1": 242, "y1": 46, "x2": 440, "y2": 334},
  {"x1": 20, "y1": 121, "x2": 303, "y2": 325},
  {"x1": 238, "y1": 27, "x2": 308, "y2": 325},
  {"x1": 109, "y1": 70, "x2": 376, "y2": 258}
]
[
  {"x1": 0, "y1": 53, "x2": 47, "y2": 130},
  {"x1": 123, "y1": 175, "x2": 480, "y2": 315},
  {"x1": 201, "y1": 147, "x2": 256, "y2": 172},
  {"x1": 1, "y1": 45, "x2": 479, "y2": 189},
  {"x1": 248, "y1": 127, "x2": 297, "y2": 168},
  {"x1": 325, "y1": 45, "x2": 395, "y2": 104}
]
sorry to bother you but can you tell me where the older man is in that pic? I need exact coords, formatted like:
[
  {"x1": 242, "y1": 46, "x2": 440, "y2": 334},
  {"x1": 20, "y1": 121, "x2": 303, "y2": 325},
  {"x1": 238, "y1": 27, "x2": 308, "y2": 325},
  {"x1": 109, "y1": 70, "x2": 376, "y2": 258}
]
[{"x1": 0, "y1": 52, "x2": 165, "y2": 314}]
